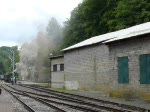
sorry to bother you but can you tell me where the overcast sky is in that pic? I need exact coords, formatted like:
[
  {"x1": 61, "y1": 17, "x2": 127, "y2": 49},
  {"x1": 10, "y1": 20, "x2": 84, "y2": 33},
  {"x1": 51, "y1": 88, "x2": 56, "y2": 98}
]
[{"x1": 0, "y1": 0, "x2": 82, "y2": 47}]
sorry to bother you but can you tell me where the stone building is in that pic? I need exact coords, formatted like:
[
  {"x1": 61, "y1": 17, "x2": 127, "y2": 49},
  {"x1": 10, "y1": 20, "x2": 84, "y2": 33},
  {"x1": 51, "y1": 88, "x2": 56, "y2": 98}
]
[
  {"x1": 49, "y1": 55, "x2": 64, "y2": 88},
  {"x1": 104, "y1": 24, "x2": 150, "y2": 99},
  {"x1": 62, "y1": 22, "x2": 150, "y2": 98},
  {"x1": 63, "y1": 43, "x2": 110, "y2": 91},
  {"x1": 50, "y1": 22, "x2": 150, "y2": 99}
]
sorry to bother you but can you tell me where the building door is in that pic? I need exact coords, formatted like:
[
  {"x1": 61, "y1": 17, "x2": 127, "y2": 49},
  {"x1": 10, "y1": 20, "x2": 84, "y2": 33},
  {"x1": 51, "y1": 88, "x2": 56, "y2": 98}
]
[
  {"x1": 140, "y1": 54, "x2": 150, "y2": 84},
  {"x1": 118, "y1": 57, "x2": 129, "y2": 84}
]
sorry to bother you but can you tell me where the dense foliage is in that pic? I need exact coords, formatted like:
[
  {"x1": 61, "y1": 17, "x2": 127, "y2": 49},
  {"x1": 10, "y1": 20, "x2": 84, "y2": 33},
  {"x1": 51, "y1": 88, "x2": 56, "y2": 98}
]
[
  {"x1": 62, "y1": 0, "x2": 150, "y2": 48},
  {"x1": 0, "y1": 46, "x2": 20, "y2": 75},
  {"x1": 107, "y1": 0, "x2": 150, "y2": 31}
]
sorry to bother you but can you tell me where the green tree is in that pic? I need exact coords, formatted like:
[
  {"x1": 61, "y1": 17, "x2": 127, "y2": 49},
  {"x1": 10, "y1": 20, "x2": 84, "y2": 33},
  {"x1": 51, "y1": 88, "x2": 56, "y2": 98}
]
[
  {"x1": 62, "y1": 0, "x2": 120, "y2": 48},
  {"x1": 0, "y1": 61, "x2": 5, "y2": 74},
  {"x1": 0, "y1": 46, "x2": 20, "y2": 75},
  {"x1": 108, "y1": 0, "x2": 150, "y2": 31}
]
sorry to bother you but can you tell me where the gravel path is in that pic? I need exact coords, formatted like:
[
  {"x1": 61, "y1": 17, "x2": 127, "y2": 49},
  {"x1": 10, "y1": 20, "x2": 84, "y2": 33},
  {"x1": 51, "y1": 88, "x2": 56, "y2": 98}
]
[{"x1": 0, "y1": 88, "x2": 16, "y2": 112}]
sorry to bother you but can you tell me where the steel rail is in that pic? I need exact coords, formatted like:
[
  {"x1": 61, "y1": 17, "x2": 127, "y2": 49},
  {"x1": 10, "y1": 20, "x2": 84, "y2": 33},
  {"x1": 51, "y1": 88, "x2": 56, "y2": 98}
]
[
  {"x1": 22, "y1": 91, "x2": 133, "y2": 112},
  {"x1": 19, "y1": 84, "x2": 149, "y2": 112},
  {"x1": 3, "y1": 86, "x2": 67, "y2": 112},
  {"x1": 9, "y1": 84, "x2": 140, "y2": 112},
  {"x1": 2, "y1": 86, "x2": 36, "y2": 112},
  {"x1": 10, "y1": 90, "x2": 102, "y2": 112},
  {"x1": 6, "y1": 85, "x2": 109, "y2": 112}
]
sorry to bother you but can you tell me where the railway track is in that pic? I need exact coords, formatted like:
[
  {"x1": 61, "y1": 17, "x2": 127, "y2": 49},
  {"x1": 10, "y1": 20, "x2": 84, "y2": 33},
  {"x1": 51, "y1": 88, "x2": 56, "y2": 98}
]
[
  {"x1": 3, "y1": 87, "x2": 36, "y2": 112},
  {"x1": 4, "y1": 85, "x2": 108, "y2": 112},
  {"x1": 19, "y1": 84, "x2": 150, "y2": 112},
  {"x1": 5, "y1": 84, "x2": 150, "y2": 112},
  {"x1": 3, "y1": 86, "x2": 75, "y2": 112}
]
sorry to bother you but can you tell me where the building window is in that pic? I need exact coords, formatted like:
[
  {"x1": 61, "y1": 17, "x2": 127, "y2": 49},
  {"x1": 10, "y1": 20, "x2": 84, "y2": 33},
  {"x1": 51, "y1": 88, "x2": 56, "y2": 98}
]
[
  {"x1": 53, "y1": 64, "x2": 57, "y2": 71},
  {"x1": 60, "y1": 64, "x2": 64, "y2": 71},
  {"x1": 118, "y1": 56, "x2": 129, "y2": 84},
  {"x1": 140, "y1": 54, "x2": 150, "y2": 84}
]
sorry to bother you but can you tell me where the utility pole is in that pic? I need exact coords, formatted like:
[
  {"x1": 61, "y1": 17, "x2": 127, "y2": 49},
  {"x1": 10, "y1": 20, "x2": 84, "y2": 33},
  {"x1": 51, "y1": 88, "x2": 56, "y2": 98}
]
[
  {"x1": 12, "y1": 50, "x2": 15, "y2": 85},
  {"x1": 8, "y1": 49, "x2": 15, "y2": 85}
]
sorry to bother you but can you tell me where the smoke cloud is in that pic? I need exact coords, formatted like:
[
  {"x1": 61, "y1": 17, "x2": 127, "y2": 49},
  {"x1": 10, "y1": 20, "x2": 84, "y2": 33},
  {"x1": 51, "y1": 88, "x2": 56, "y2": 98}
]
[
  {"x1": 16, "y1": 18, "x2": 62, "y2": 82},
  {"x1": 16, "y1": 32, "x2": 49, "y2": 81}
]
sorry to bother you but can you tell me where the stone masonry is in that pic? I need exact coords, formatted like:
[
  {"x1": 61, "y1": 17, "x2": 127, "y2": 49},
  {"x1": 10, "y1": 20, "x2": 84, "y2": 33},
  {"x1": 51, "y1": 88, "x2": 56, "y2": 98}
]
[
  {"x1": 63, "y1": 33, "x2": 150, "y2": 99},
  {"x1": 108, "y1": 34, "x2": 150, "y2": 98},
  {"x1": 50, "y1": 56, "x2": 64, "y2": 88},
  {"x1": 64, "y1": 44, "x2": 110, "y2": 91}
]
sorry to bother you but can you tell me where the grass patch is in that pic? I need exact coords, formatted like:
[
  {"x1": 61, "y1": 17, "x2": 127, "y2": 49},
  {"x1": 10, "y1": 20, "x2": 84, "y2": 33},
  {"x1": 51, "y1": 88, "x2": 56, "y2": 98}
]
[
  {"x1": 143, "y1": 94, "x2": 150, "y2": 101},
  {"x1": 28, "y1": 83, "x2": 77, "y2": 93},
  {"x1": 29, "y1": 82, "x2": 50, "y2": 88},
  {"x1": 51, "y1": 88, "x2": 78, "y2": 93},
  {"x1": 110, "y1": 91, "x2": 122, "y2": 98}
]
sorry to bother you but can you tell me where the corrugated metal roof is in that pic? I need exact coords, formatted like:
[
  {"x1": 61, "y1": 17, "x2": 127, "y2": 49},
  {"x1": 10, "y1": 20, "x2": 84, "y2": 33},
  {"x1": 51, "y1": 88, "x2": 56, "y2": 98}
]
[
  {"x1": 49, "y1": 55, "x2": 64, "y2": 59},
  {"x1": 62, "y1": 22, "x2": 150, "y2": 51},
  {"x1": 104, "y1": 22, "x2": 150, "y2": 43}
]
